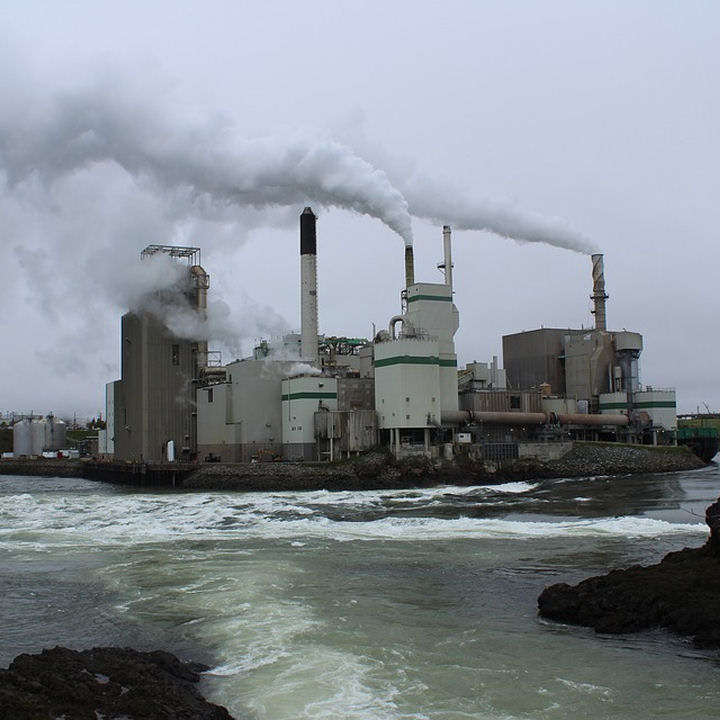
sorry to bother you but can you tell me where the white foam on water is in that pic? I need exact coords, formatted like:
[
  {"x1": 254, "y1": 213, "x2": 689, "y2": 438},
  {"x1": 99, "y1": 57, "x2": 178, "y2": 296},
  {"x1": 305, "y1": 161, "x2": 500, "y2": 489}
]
[{"x1": 0, "y1": 489, "x2": 707, "y2": 546}]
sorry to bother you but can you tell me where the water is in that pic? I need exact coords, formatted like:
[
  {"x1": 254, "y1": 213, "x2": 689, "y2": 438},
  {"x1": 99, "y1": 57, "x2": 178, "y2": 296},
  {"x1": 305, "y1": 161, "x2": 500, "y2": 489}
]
[{"x1": 1, "y1": 466, "x2": 719, "y2": 719}]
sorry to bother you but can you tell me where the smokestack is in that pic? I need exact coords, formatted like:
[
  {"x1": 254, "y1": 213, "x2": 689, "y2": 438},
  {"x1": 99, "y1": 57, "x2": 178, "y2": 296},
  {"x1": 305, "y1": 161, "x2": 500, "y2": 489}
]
[
  {"x1": 300, "y1": 207, "x2": 318, "y2": 362},
  {"x1": 442, "y1": 225, "x2": 453, "y2": 290},
  {"x1": 404, "y1": 246, "x2": 415, "y2": 287},
  {"x1": 590, "y1": 253, "x2": 609, "y2": 331}
]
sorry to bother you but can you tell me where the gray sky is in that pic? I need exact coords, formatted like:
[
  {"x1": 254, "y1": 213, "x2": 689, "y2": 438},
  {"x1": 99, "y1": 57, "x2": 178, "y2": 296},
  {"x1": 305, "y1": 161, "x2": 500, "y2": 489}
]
[{"x1": 1, "y1": 0, "x2": 718, "y2": 418}]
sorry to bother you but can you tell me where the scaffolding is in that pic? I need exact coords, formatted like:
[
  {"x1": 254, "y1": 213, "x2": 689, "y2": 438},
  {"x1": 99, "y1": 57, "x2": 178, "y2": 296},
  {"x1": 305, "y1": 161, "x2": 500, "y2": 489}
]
[{"x1": 140, "y1": 245, "x2": 201, "y2": 266}]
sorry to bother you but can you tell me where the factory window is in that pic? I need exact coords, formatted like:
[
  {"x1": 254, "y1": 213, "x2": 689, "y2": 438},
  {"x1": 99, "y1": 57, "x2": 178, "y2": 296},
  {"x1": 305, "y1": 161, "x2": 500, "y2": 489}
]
[
  {"x1": 406, "y1": 414, "x2": 410, "y2": 420},
  {"x1": 171, "y1": 344, "x2": 180, "y2": 366},
  {"x1": 510, "y1": 395, "x2": 521, "y2": 409},
  {"x1": 208, "y1": 388, "x2": 214, "y2": 403},
  {"x1": 406, "y1": 397, "x2": 410, "y2": 402}
]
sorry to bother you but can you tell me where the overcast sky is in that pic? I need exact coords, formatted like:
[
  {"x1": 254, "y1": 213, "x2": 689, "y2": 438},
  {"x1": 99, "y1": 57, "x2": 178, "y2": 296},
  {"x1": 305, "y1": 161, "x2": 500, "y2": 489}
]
[{"x1": 1, "y1": 0, "x2": 718, "y2": 418}]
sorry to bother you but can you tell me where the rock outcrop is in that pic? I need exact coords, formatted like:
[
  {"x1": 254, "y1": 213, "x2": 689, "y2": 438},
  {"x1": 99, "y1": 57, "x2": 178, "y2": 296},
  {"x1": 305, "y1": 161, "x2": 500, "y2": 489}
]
[
  {"x1": 0, "y1": 646, "x2": 234, "y2": 719},
  {"x1": 538, "y1": 497, "x2": 720, "y2": 648}
]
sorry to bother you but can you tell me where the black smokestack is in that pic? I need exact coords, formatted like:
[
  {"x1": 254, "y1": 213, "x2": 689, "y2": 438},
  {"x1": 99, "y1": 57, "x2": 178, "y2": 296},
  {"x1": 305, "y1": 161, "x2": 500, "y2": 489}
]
[{"x1": 300, "y1": 207, "x2": 317, "y2": 255}]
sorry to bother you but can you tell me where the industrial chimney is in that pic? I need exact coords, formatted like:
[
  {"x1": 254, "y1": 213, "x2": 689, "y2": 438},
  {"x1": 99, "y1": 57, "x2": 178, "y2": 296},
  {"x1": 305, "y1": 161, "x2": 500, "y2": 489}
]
[
  {"x1": 442, "y1": 225, "x2": 453, "y2": 290},
  {"x1": 590, "y1": 253, "x2": 609, "y2": 331},
  {"x1": 300, "y1": 207, "x2": 319, "y2": 362},
  {"x1": 404, "y1": 246, "x2": 415, "y2": 287}
]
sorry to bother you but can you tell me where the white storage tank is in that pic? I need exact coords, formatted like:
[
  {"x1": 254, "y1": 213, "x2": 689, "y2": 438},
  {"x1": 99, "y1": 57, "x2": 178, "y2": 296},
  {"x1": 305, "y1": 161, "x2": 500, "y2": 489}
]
[
  {"x1": 12, "y1": 419, "x2": 33, "y2": 457},
  {"x1": 46, "y1": 417, "x2": 66, "y2": 451},
  {"x1": 31, "y1": 419, "x2": 47, "y2": 455}
]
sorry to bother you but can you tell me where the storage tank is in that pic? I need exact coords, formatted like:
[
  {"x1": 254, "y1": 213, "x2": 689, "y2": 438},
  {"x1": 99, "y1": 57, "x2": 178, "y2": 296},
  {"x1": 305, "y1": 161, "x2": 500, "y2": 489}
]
[
  {"x1": 31, "y1": 419, "x2": 46, "y2": 455},
  {"x1": 46, "y1": 417, "x2": 67, "y2": 451},
  {"x1": 12, "y1": 419, "x2": 33, "y2": 457}
]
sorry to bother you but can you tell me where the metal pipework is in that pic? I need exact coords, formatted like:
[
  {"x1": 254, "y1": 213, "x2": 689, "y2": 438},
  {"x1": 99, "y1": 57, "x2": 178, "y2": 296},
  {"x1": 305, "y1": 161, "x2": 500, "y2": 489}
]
[
  {"x1": 442, "y1": 225, "x2": 453, "y2": 290},
  {"x1": 557, "y1": 412, "x2": 628, "y2": 427},
  {"x1": 404, "y1": 246, "x2": 415, "y2": 287},
  {"x1": 441, "y1": 409, "x2": 629, "y2": 427},
  {"x1": 300, "y1": 207, "x2": 319, "y2": 362},
  {"x1": 590, "y1": 253, "x2": 609, "y2": 331},
  {"x1": 389, "y1": 315, "x2": 415, "y2": 340}
]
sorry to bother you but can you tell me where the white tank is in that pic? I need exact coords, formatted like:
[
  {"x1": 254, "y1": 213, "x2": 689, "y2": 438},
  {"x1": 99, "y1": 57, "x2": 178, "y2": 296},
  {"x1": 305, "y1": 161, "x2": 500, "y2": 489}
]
[
  {"x1": 12, "y1": 419, "x2": 33, "y2": 457},
  {"x1": 46, "y1": 418, "x2": 66, "y2": 451},
  {"x1": 31, "y1": 419, "x2": 46, "y2": 455}
]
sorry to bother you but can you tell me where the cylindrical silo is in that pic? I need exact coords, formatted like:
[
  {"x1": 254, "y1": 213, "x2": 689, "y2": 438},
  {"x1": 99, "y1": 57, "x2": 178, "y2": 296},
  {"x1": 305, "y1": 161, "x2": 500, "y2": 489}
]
[
  {"x1": 46, "y1": 417, "x2": 67, "y2": 451},
  {"x1": 13, "y1": 419, "x2": 33, "y2": 457},
  {"x1": 31, "y1": 419, "x2": 47, "y2": 455}
]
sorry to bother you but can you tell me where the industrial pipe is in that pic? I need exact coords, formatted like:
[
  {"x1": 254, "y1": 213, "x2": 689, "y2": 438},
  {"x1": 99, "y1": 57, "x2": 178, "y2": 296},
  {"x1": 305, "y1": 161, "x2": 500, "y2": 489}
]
[
  {"x1": 389, "y1": 315, "x2": 414, "y2": 340},
  {"x1": 442, "y1": 409, "x2": 629, "y2": 427},
  {"x1": 441, "y1": 410, "x2": 548, "y2": 425},
  {"x1": 557, "y1": 413, "x2": 628, "y2": 426},
  {"x1": 591, "y1": 253, "x2": 609, "y2": 331}
]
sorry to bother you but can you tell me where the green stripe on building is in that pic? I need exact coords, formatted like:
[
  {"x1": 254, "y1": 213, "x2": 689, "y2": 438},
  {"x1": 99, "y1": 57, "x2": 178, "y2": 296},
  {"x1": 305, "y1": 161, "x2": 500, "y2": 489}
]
[
  {"x1": 406, "y1": 294, "x2": 452, "y2": 303},
  {"x1": 281, "y1": 392, "x2": 337, "y2": 401},
  {"x1": 374, "y1": 355, "x2": 439, "y2": 367},
  {"x1": 600, "y1": 401, "x2": 676, "y2": 410},
  {"x1": 374, "y1": 356, "x2": 457, "y2": 368}
]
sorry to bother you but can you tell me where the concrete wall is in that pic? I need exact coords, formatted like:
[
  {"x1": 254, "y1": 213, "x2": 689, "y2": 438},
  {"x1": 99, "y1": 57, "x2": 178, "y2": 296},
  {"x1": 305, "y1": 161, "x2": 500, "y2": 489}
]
[
  {"x1": 114, "y1": 312, "x2": 200, "y2": 463},
  {"x1": 374, "y1": 337, "x2": 441, "y2": 430},
  {"x1": 503, "y1": 328, "x2": 583, "y2": 394},
  {"x1": 337, "y1": 377, "x2": 375, "y2": 411},
  {"x1": 282, "y1": 375, "x2": 338, "y2": 459},
  {"x1": 518, "y1": 441, "x2": 573, "y2": 460},
  {"x1": 564, "y1": 331, "x2": 615, "y2": 402},
  {"x1": 197, "y1": 358, "x2": 296, "y2": 461},
  {"x1": 405, "y1": 282, "x2": 459, "y2": 414}
]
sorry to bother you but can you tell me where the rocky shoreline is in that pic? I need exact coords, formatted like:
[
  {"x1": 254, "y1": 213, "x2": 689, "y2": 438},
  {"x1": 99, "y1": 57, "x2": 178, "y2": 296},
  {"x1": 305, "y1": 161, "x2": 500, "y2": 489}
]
[
  {"x1": 182, "y1": 442, "x2": 706, "y2": 491},
  {"x1": 0, "y1": 441, "x2": 708, "y2": 491},
  {"x1": 538, "y1": 496, "x2": 720, "y2": 649},
  {"x1": 0, "y1": 646, "x2": 234, "y2": 719}
]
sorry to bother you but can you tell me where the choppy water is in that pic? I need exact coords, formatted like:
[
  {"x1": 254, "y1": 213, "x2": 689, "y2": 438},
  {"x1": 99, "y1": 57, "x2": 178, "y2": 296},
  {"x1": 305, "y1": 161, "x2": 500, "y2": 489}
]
[{"x1": 1, "y1": 466, "x2": 719, "y2": 719}]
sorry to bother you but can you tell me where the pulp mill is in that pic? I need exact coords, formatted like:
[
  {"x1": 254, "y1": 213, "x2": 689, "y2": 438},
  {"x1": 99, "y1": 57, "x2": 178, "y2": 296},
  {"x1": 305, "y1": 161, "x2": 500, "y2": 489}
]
[{"x1": 101, "y1": 210, "x2": 677, "y2": 463}]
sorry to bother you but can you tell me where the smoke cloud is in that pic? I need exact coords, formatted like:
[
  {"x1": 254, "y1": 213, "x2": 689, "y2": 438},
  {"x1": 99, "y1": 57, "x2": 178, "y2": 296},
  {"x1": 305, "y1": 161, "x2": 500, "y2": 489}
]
[
  {"x1": 0, "y1": 81, "x2": 414, "y2": 245},
  {"x1": 403, "y1": 176, "x2": 598, "y2": 254}
]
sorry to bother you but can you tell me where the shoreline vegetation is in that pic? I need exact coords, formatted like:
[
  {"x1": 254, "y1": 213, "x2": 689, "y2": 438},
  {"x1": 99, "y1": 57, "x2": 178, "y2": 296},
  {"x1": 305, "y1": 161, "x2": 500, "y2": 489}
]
[
  {"x1": 538, "y1": 497, "x2": 720, "y2": 649},
  {"x1": 0, "y1": 442, "x2": 707, "y2": 491}
]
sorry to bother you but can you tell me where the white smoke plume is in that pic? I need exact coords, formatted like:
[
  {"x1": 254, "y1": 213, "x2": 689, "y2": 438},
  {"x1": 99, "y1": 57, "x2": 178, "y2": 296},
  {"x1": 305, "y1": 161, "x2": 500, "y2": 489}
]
[
  {"x1": 0, "y1": 81, "x2": 414, "y2": 246},
  {"x1": 403, "y1": 175, "x2": 598, "y2": 254}
]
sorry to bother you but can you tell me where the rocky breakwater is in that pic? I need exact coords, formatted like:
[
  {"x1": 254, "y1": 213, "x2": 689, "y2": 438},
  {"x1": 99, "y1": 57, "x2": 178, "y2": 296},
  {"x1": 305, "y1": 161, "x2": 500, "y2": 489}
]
[
  {"x1": 0, "y1": 458, "x2": 85, "y2": 477},
  {"x1": 0, "y1": 646, "x2": 234, "y2": 719},
  {"x1": 538, "y1": 496, "x2": 720, "y2": 648},
  {"x1": 503, "y1": 442, "x2": 705, "y2": 483}
]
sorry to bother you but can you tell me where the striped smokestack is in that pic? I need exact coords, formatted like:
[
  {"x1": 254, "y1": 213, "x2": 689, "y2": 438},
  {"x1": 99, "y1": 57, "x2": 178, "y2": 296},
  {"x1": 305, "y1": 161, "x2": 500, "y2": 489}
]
[
  {"x1": 591, "y1": 253, "x2": 609, "y2": 331},
  {"x1": 300, "y1": 207, "x2": 319, "y2": 362}
]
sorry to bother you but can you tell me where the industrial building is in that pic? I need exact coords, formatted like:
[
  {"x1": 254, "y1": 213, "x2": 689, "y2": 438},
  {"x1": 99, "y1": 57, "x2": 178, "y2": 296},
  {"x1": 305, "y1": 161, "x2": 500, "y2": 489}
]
[{"x1": 102, "y1": 208, "x2": 678, "y2": 465}]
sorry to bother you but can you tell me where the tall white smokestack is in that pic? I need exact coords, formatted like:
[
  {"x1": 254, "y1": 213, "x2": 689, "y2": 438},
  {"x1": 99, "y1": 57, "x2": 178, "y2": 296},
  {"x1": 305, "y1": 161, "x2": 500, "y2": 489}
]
[
  {"x1": 300, "y1": 207, "x2": 319, "y2": 362},
  {"x1": 442, "y1": 225, "x2": 453, "y2": 290},
  {"x1": 591, "y1": 253, "x2": 609, "y2": 331}
]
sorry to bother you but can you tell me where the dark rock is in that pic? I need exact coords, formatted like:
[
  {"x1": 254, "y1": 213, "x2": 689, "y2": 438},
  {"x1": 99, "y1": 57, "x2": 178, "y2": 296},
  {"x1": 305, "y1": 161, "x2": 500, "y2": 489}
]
[
  {"x1": 0, "y1": 646, "x2": 234, "y2": 719},
  {"x1": 538, "y1": 497, "x2": 720, "y2": 648}
]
